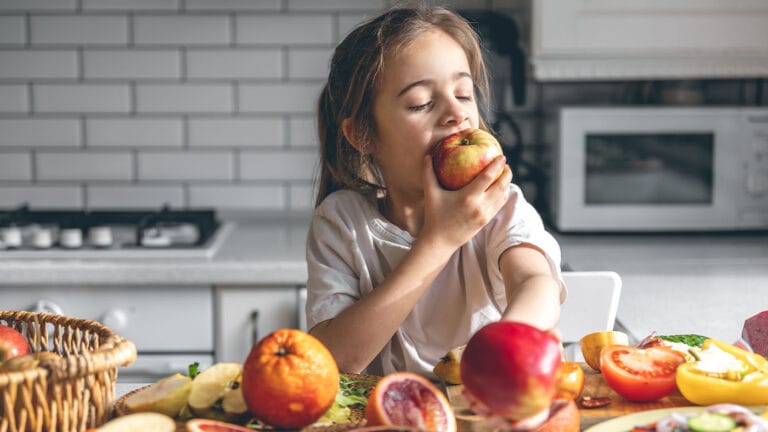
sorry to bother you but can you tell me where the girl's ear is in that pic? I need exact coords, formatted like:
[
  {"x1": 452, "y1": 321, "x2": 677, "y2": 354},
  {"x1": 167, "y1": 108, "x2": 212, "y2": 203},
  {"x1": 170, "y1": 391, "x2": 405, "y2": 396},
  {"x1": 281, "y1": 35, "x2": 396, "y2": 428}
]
[{"x1": 341, "y1": 118, "x2": 362, "y2": 152}]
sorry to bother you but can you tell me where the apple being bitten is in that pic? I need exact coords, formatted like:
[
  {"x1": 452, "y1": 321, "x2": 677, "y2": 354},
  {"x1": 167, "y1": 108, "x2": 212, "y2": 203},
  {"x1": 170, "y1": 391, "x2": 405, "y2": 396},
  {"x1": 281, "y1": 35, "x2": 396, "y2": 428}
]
[
  {"x1": 0, "y1": 324, "x2": 30, "y2": 363},
  {"x1": 431, "y1": 128, "x2": 504, "y2": 191}
]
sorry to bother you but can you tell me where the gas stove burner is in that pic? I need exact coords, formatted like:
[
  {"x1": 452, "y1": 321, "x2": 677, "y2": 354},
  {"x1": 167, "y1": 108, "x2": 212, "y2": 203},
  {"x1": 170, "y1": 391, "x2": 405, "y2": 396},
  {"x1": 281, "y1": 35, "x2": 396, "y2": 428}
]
[{"x1": 0, "y1": 204, "x2": 221, "y2": 254}]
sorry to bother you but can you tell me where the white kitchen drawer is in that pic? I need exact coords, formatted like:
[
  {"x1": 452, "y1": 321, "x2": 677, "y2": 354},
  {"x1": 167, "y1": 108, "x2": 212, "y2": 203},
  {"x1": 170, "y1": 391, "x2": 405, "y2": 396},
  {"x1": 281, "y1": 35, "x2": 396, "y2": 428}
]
[
  {"x1": 215, "y1": 285, "x2": 304, "y2": 364},
  {"x1": 2, "y1": 285, "x2": 214, "y2": 352}
]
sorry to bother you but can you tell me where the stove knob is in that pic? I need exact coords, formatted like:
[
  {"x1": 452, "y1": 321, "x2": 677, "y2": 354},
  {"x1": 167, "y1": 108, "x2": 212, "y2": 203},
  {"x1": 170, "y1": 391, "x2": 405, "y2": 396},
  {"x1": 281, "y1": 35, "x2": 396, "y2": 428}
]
[
  {"x1": 100, "y1": 308, "x2": 128, "y2": 330},
  {"x1": 32, "y1": 227, "x2": 54, "y2": 249},
  {"x1": 32, "y1": 299, "x2": 64, "y2": 316},
  {"x1": 2, "y1": 226, "x2": 22, "y2": 248},
  {"x1": 89, "y1": 226, "x2": 113, "y2": 248},
  {"x1": 59, "y1": 228, "x2": 83, "y2": 249}
]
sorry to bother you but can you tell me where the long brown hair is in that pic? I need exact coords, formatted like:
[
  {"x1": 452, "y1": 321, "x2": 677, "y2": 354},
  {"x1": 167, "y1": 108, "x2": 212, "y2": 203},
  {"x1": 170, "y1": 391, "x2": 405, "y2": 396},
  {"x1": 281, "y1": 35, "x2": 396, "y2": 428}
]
[{"x1": 315, "y1": 6, "x2": 491, "y2": 206}]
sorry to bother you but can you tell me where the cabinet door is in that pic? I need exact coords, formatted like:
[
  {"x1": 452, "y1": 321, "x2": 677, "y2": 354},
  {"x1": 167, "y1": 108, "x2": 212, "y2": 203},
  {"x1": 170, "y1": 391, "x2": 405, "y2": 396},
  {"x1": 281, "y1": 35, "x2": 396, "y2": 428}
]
[{"x1": 215, "y1": 286, "x2": 302, "y2": 363}]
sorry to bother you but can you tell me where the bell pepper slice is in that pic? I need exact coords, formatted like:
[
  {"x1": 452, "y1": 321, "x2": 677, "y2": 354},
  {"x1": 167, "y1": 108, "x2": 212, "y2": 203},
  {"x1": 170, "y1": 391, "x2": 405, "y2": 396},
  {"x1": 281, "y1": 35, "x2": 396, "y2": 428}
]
[{"x1": 676, "y1": 338, "x2": 768, "y2": 406}]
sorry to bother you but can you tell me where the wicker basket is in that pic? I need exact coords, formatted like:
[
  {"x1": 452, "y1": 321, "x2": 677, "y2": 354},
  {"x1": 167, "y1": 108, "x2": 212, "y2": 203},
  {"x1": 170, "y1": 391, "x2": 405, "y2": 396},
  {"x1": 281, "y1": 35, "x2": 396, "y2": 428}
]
[{"x1": 0, "y1": 310, "x2": 137, "y2": 432}]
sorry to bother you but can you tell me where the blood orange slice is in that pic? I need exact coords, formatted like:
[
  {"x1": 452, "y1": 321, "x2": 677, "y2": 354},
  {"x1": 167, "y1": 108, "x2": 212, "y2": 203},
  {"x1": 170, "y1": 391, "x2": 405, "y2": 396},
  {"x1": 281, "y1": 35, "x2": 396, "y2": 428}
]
[
  {"x1": 185, "y1": 418, "x2": 253, "y2": 432},
  {"x1": 365, "y1": 372, "x2": 456, "y2": 432}
]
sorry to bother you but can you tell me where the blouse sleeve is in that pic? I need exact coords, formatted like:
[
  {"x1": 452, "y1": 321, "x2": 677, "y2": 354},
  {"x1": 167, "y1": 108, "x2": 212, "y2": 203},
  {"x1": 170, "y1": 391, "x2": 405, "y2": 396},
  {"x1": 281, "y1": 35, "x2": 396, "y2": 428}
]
[
  {"x1": 485, "y1": 184, "x2": 567, "y2": 303},
  {"x1": 305, "y1": 209, "x2": 362, "y2": 330}
]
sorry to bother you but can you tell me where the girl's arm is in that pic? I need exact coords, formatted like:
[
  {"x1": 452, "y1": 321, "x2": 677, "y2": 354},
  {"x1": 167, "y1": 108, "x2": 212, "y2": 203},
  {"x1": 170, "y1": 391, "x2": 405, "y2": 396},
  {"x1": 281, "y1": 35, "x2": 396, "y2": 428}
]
[
  {"x1": 309, "y1": 155, "x2": 512, "y2": 373},
  {"x1": 499, "y1": 243, "x2": 562, "y2": 331}
]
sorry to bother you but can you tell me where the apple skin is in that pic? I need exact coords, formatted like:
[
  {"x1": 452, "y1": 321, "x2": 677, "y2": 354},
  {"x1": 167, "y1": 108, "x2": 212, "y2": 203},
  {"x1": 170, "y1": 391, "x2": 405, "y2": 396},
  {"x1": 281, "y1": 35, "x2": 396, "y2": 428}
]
[
  {"x1": 0, "y1": 324, "x2": 31, "y2": 362},
  {"x1": 460, "y1": 321, "x2": 562, "y2": 423},
  {"x1": 431, "y1": 128, "x2": 504, "y2": 191}
]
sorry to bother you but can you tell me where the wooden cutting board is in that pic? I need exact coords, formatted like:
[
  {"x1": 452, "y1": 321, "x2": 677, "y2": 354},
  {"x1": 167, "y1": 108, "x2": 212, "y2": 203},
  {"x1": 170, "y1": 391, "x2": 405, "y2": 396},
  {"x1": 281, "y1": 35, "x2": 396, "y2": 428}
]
[{"x1": 446, "y1": 363, "x2": 695, "y2": 431}]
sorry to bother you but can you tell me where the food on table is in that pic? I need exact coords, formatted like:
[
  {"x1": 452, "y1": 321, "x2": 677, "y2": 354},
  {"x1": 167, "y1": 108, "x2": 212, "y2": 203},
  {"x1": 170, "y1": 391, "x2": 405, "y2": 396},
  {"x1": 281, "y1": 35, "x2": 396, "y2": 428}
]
[
  {"x1": 555, "y1": 361, "x2": 585, "y2": 401},
  {"x1": 0, "y1": 323, "x2": 30, "y2": 363},
  {"x1": 88, "y1": 412, "x2": 175, "y2": 432},
  {"x1": 676, "y1": 338, "x2": 768, "y2": 406},
  {"x1": 636, "y1": 332, "x2": 709, "y2": 362},
  {"x1": 739, "y1": 310, "x2": 768, "y2": 357},
  {"x1": 186, "y1": 418, "x2": 253, "y2": 432},
  {"x1": 600, "y1": 344, "x2": 686, "y2": 402},
  {"x1": 580, "y1": 330, "x2": 630, "y2": 371},
  {"x1": 124, "y1": 372, "x2": 192, "y2": 417},
  {"x1": 579, "y1": 396, "x2": 611, "y2": 409},
  {"x1": 431, "y1": 128, "x2": 504, "y2": 191},
  {"x1": 241, "y1": 328, "x2": 339, "y2": 429},
  {"x1": 630, "y1": 403, "x2": 768, "y2": 432},
  {"x1": 461, "y1": 321, "x2": 563, "y2": 427},
  {"x1": 187, "y1": 362, "x2": 248, "y2": 422},
  {"x1": 347, "y1": 427, "x2": 423, "y2": 431},
  {"x1": 364, "y1": 371, "x2": 456, "y2": 432},
  {"x1": 316, "y1": 373, "x2": 376, "y2": 424},
  {"x1": 530, "y1": 399, "x2": 580, "y2": 432},
  {"x1": 433, "y1": 345, "x2": 465, "y2": 384}
]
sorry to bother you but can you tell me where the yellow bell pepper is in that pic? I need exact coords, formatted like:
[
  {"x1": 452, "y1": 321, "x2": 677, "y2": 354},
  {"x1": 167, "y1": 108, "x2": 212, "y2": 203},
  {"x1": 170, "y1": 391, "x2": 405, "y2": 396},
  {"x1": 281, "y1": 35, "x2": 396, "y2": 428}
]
[{"x1": 676, "y1": 338, "x2": 768, "y2": 406}]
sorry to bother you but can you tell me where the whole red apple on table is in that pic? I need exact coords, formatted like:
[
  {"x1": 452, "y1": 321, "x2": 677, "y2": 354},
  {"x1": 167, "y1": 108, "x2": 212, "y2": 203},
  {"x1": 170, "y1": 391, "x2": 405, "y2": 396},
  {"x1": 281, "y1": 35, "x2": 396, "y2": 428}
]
[
  {"x1": 431, "y1": 128, "x2": 505, "y2": 191},
  {"x1": 460, "y1": 321, "x2": 563, "y2": 428},
  {"x1": 0, "y1": 323, "x2": 31, "y2": 362}
]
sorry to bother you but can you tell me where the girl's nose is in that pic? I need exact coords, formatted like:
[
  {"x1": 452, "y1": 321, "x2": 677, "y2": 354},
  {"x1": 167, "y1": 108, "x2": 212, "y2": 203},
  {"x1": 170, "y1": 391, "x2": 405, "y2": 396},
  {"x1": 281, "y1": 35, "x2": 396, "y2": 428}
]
[{"x1": 440, "y1": 98, "x2": 469, "y2": 127}]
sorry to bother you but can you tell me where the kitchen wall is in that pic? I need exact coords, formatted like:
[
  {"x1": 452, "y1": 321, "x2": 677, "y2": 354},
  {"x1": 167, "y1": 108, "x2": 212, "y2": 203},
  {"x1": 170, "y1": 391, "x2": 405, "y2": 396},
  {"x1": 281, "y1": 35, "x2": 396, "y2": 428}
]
[{"x1": 0, "y1": 0, "x2": 763, "y2": 214}]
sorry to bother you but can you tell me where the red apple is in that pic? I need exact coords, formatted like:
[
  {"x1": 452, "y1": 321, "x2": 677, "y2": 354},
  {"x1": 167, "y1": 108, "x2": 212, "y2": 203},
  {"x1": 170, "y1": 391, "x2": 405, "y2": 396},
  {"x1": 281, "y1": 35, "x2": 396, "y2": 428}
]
[
  {"x1": 431, "y1": 128, "x2": 504, "y2": 191},
  {"x1": 0, "y1": 324, "x2": 31, "y2": 362},
  {"x1": 460, "y1": 321, "x2": 562, "y2": 424}
]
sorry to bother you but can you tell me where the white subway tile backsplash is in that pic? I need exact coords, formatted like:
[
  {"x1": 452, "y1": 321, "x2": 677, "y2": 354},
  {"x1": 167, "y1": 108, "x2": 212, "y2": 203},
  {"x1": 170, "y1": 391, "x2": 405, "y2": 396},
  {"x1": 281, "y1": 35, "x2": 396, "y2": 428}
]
[
  {"x1": 0, "y1": 0, "x2": 77, "y2": 11},
  {"x1": 82, "y1": 0, "x2": 179, "y2": 10},
  {"x1": 0, "y1": 16, "x2": 25, "y2": 45},
  {"x1": 337, "y1": 13, "x2": 369, "y2": 40},
  {"x1": 134, "y1": 15, "x2": 230, "y2": 45},
  {"x1": 189, "y1": 184, "x2": 285, "y2": 210},
  {"x1": 37, "y1": 151, "x2": 133, "y2": 181},
  {"x1": 35, "y1": 84, "x2": 131, "y2": 113},
  {"x1": 188, "y1": 118, "x2": 284, "y2": 147},
  {"x1": 239, "y1": 83, "x2": 322, "y2": 114},
  {"x1": 288, "y1": 116, "x2": 317, "y2": 148},
  {"x1": 0, "y1": 119, "x2": 80, "y2": 147},
  {"x1": 236, "y1": 15, "x2": 334, "y2": 45},
  {"x1": 0, "y1": 153, "x2": 32, "y2": 181},
  {"x1": 88, "y1": 118, "x2": 183, "y2": 147},
  {"x1": 288, "y1": 48, "x2": 332, "y2": 79},
  {"x1": 288, "y1": 182, "x2": 315, "y2": 211},
  {"x1": 0, "y1": 85, "x2": 28, "y2": 113},
  {"x1": 138, "y1": 151, "x2": 234, "y2": 180},
  {"x1": 136, "y1": 84, "x2": 232, "y2": 113},
  {"x1": 239, "y1": 150, "x2": 317, "y2": 181},
  {"x1": 30, "y1": 15, "x2": 129, "y2": 45},
  {"x1": 287, "y1": 0, "x2": 385, "y2": 11},
  {"x1": 87, "y1": 185, "x2": 185, "y2": 208},
  {"x1": 0, "y1": 51, "x2": 78, "y2": 79},
  {"x1": 0, "y1": 186, "x2": 82, "y2": 208},
  {"x1": 84, "y1": 49, "x2": 181, "y2": 79},
  {"x1": 184, "y1": 0, "x2": 281, "y2": 11},
  {"x1": 186, "y1": 49, "x2": 281, "y2": 79}
]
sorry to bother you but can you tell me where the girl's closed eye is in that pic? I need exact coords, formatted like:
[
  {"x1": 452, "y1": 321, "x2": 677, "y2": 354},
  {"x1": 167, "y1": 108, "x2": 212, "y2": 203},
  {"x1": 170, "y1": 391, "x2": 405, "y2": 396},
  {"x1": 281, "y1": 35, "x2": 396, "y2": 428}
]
[{"x1": 408, "y1": 101, "x2": 433, "y2": 112}]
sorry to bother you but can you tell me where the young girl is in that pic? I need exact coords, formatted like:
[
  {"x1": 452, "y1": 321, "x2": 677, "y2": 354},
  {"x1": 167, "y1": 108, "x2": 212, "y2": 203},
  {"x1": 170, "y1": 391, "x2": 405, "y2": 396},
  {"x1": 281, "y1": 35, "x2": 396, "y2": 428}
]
[{"x1": 306, "y1": 6, "x2": 564, "y2": 378}]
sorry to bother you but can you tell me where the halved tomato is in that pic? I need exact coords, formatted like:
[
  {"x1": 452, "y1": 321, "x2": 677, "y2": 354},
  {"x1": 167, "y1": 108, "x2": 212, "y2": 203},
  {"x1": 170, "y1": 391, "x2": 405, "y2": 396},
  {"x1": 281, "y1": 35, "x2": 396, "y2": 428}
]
[{"x1": 600, "y1": 345, "x2": 686, "y2": 402}]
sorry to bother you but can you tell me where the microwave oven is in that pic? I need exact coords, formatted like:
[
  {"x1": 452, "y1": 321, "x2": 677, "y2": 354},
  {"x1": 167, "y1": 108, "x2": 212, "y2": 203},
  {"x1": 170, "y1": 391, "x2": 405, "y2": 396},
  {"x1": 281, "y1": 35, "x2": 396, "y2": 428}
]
[{"x1": 553, "y1": 107, "x2": 768, "y2": 232}]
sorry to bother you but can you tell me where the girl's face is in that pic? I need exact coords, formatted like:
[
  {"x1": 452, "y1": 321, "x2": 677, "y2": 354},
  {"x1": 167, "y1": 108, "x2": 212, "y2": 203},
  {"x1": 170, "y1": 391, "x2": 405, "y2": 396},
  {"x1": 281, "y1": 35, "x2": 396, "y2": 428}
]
[{"x1": 371, "y1": 28, "x2": 480, "y2": 196}]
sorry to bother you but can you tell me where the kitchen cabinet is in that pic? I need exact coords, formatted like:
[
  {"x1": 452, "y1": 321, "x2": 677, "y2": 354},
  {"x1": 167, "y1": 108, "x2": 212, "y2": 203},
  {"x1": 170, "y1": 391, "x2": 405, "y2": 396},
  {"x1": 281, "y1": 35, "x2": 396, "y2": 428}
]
[
  {"x1": 214, "y1": 285, "x2": 307, "y2": 364},
  {"x1": 531, "y1": 0, "x2": 768, "y2": 80}
]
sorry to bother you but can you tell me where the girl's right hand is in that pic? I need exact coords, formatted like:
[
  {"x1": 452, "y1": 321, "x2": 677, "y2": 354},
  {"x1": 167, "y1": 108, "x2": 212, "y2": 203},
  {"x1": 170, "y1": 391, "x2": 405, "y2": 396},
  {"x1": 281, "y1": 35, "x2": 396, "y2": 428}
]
[{"x1": 420, "y1": 154, "x2": 513, "y2": 252}]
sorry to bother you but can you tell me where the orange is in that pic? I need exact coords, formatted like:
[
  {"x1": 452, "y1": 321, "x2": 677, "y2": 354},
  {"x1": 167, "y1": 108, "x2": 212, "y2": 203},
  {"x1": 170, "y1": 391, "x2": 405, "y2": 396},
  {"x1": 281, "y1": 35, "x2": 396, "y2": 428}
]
[
  {"x1": 240, "y1": 328, "x2": 339, "y2": 429},
  {"x1": 554, "y1": 361, "x2": 585, "y2": 400},
  {"x1": 186, "y1": 418, "x2": 253, "y2": 432},
  {"x1": 365, "y1": 372, "x2": 456, "y2": 432}
]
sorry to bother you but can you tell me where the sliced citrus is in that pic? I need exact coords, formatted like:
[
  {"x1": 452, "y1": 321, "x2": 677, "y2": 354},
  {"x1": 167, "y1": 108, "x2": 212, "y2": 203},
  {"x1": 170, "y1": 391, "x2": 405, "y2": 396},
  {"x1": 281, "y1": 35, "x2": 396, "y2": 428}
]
[
  {"x1": 365, "y1": 371, "x2": 456, "y2": 432},
  {"x1": 186, "y1": 418, "x2": 253, "y2": 432},
  {"x1": 124, "y1": 372, "x2": 192, "y2": 417},
  {"x1": 580, "y1": 330, "x2": 629, "y2": 371},
  {"x1": 93, "y1": 412, "x2": 175, "y2": 432}
]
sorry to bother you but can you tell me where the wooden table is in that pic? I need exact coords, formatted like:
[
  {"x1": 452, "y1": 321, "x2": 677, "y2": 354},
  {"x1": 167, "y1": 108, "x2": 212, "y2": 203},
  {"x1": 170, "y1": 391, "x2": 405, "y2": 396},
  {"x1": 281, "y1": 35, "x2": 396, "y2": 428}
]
[{"x1": 446, "y1": 363, "x2": 695, "y2": 431}]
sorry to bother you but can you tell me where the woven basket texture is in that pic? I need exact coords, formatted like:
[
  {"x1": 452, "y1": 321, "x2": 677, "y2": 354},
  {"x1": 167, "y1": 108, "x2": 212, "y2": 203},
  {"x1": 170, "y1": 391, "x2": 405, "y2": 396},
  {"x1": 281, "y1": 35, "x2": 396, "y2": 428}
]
[{"x1": 0, "y1": 310, "x2": 137, "y2": 432}]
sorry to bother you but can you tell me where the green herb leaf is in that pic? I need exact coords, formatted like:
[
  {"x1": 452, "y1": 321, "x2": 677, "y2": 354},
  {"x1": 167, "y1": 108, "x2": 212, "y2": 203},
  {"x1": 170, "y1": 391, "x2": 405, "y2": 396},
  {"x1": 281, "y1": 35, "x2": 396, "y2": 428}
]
[
  {"x1": 188, "y1": 362, "x2": 200, "y2": 379},
  {"x1": 658, "y1": 334, "x2": 709, "y2": 347}
]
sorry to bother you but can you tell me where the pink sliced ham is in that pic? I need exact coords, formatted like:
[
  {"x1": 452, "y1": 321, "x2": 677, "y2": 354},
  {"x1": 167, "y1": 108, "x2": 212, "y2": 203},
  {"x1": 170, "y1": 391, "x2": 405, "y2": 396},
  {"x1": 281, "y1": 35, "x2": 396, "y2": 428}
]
[{"x1": 740, "y1": 310, "x2": 768, "y2": 357}]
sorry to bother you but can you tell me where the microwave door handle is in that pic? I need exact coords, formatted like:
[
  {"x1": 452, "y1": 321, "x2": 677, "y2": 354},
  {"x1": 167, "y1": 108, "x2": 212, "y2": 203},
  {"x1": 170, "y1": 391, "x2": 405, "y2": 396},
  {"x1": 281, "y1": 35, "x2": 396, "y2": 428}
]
[{"x1": 250, "y1": 310, "x2": 259, "y2": 346}]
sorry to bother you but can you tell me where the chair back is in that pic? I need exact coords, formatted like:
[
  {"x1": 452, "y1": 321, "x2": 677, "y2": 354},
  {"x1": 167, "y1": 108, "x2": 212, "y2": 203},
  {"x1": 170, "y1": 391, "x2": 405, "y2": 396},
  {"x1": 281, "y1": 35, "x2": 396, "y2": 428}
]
[{"x1": 559, "y1": 271, "x2": 622, "y2": 360}]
